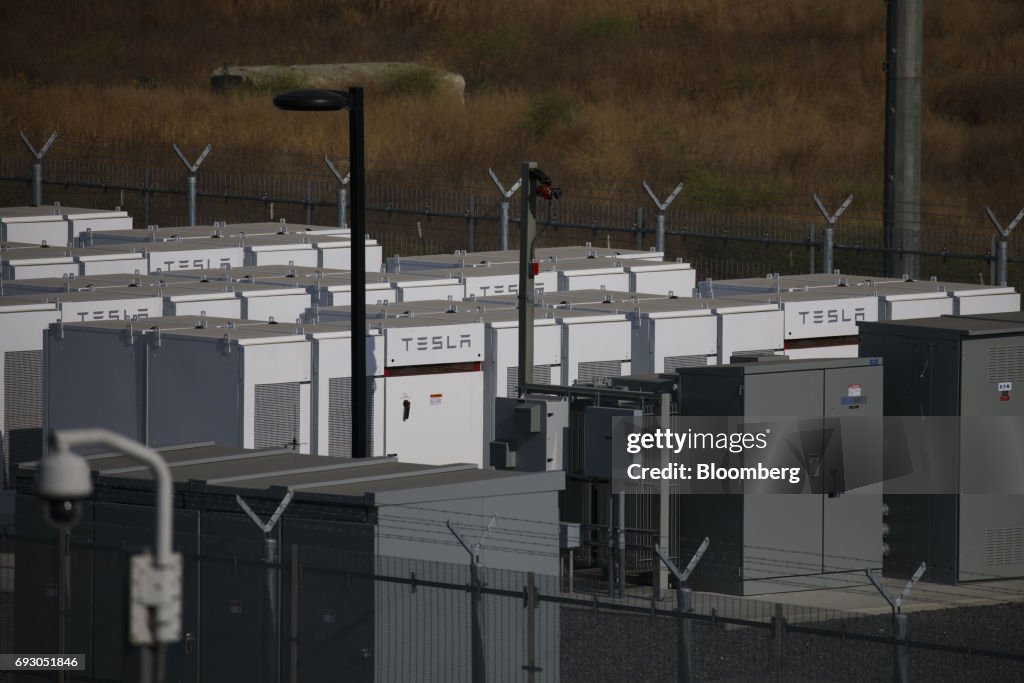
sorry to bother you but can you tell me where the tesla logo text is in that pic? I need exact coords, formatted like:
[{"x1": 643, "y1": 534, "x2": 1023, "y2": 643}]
[
  {"x1": 161, "y1": 257, "x2": 233, "y2": 271},
  {"x1": 796, "y1": 307, "x2": 866, "y2": 325},
  {"x1": 401, "y1": 334, "x2": 473, "y2": 351},
  {"x1": 76, "y1": 308, "x2": 150, "y2": 321}
]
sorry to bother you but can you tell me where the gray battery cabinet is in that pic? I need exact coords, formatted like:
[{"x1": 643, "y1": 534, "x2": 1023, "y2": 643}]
[
  {"x1": 676, "y1": 358, "x2": 884, "y2": 595},
  {"x1": 859, "y1": 317, "x2": 1024, "y2": 584}
]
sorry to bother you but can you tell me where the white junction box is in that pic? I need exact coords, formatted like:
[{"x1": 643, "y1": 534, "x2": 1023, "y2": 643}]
[
  {"x1": 242, "y1": 235, "x2": 321, "y2": 268},
  {"x1": 74, "y1": 249, "x2": 149, "y2": 276},
  {"x1": 61, "y1": 207, "x2": 134, "y2": 241}
]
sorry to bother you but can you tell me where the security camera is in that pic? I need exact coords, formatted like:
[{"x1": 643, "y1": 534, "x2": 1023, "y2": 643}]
[{"x1": 36, "y1": 444, "x2": 93, "y2": 531}]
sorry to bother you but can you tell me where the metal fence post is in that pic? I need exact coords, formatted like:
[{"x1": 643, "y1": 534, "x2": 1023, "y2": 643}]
[
  {"x1": 986, "y1": 207, "x2": 1023, "y2": 287},
  {"x1": 19, "y1": 131, "x2": 58, "y2": 206},
  {"x1": 488, "y1": 168, "x2": 522, "y2": 252},
  {"x1": 654, "y1": 539, "x2": 709, "y2": 683},
  {"x1": 324, "y1": 156, "x2": 350, "y2": 229},
  {"x1": 237, "y1": 491, "x2": 294, "y2": 683},
  {"x1": 468, "y1": 193, "x2": 477, "y2": 252},
  {"x1": 305, "y1": 179, "x2": 314, "y2": 225},
  {"x1": 773, "y1": 602, "x2": 784, "y2": 682},
  {"x1": 990, "y1": 235, "x2": 997, "y2": 286},
  {"x1": 813, "y1": 194, "x2": 852, "y2": 274},
  {"x1": 643, "y1": 181, "x2": 683, "y2": 254},
  {"x1": 808, "y1": 225, "x2": 817, "y2": 274},
  {"x1": 866, "y1": 562, "x2": 925, "y2": 683},
  {"x1": 448, "y1": 517, "x2": 496, "y2": 683},
  {"x1": 144, "y1": 167, "x2": 153, "y2": 229},
  {"x1": 635, "y1": 207, "x2": 645, "y2": 250},
  {"x1": 172, "y1": 143, "x2": 211, "y2": 226},
  {"x1": 525, "y1": 571, "x2": 538, "y2": 682}
]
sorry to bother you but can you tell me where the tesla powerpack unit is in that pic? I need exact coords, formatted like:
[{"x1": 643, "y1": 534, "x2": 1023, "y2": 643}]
[
  {"x1": 108, "y1": 240, "x2": 246, "y2": 273},
  {"x1": 383, "y1": 272, "x2": 465, "y2": 303},
  {"x1": 552, "y1": 310, "x2": 631, "y2": 385},
  {"x1": 555, "y1": 261, "x2": 629, "y2": 291},
  {"x1": 415, "y1": 262, "x2": 560, "y2": 299},
  {"x1": 619, "y1": 258, "x2": 696, "y2": 297},
  {"x1": 695, "y1": 273, "x2": 910, "y2": 298},
  {"x1": 0, "y1": 299, "x2": 60, "y2": 482},
  {"x1": 0, "y1": 247, "x2": 78, "y2": 280},
  {"x1": 704, "y1": 298, "x2": 784, "y2": 363},
  {"x1": 300, "y1": 323, "x2": 386, "y2": 458},
  {"x1": 0, "y1": 206, "x2": 70, "y2": 246},
  {"x1": 591, "y1": 298, "x2": 718, "y2": 373},
  {"x1": 242, "y1": 234, "x2": 321, "y2": 268},
  {"x1": 373, "y1": 316, "x2": 485, "y2": 466}
]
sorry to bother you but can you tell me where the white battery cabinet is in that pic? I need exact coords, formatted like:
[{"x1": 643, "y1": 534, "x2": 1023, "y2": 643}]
[
  {"x1": 388, "y1": 307, "x2": 563, "y2": 456},
  {"x1": 301, "y1": 272, "x2": 395, "y2": 307},
  {"x1": 242, "y1": 235, "x2": 321, "y2": 268},
  {"x1": 705, "y1": 298, "x2": 784, "y2": 363},
  {"x1": 112, "y1": 240, "x2": 246, "y2": 273},
  {"x1": 0, "y1": 299, "x2": 60, "y2": 480},
  {"x1": 899, "y1": 279, "x2": 1020, "y2": 315},
  {"x1": 0, "y1": 206, "x2": 70, "y2": 247},
  {"x1": 619, "y1": 259, "x2": 696, "y2": 297},
  {"x1": 375, "y1": 317, "x2": 485, "y2": 466},
  {"x1": 415, "y1": 263, "x2": 559, "y2": 299},
  {"x1": 146, "y1": 326, "x2": 312, "y2": 453},
  {"x1": 869, "y1": 284, "x2": 954, "y2": 320},
  {"x1": 695, "y1": 273, "x2": 907, "y2": 298},
  {"x1": 12, "y1": 287, "x2": 164, "y2": 324},
  {"x1": 384, "y1": 272, "x2": 465, "y2": 303},
  {"x1": 1, "y1": 247, "x2": 78, "y2": 280},
  {"x1": 74, "y1": 249, "x2": 149, "y2": 276},
  {"x1": 713, "y1": 290, "x2": 876, "y2": 360},
  {"x1": 301, "y1": 324, "x2": 386, "y2": 458},
  {"x1": 552, "y1": 310, "x2": 632, "y2": 385},
  {"x1": 60, "y1": 207, "x2": 133, "y2": 241},
  {"x1": 160, "y1": 284, "x2": 245, "y2": 318},
  {"x1": 555, "y1": 261, "x2": 629, "y2": 291},
  {"x1": 234, "y1": 283, "x2": 313, "y2": 323},
  {"x1": 596, "y1": 298, "x2": 717, "y2": 373}
]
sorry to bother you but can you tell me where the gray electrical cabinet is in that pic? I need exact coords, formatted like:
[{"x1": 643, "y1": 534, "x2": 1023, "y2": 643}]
[
  {"x1": 676, "y1": 358, "x2": 884, "y2": 595},
  {"x1": 490, "y1": 394, "x2": 570, "y2": 472},
  {"x1": 859, "y1": 317, "x2": 1024, "y2": 584}
]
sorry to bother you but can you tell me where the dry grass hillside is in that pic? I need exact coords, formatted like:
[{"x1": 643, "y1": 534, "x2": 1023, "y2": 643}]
[{"x1": 0, "y1": 0, "x2": 1022, "y2": 214}]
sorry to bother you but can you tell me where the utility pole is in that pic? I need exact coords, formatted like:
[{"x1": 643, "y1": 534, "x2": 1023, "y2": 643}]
[
  {"x1": 518, "y1": 162, "x2": 539, "y2": 394},
  {"x1": 883, "y1": 0, "x2": 923, "y2": 278}
]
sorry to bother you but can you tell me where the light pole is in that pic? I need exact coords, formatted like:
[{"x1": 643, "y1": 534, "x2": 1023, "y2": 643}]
[
  {"x1": 274, "y1": 88, "x2": 368, "y2": 458},
  {"x1": 39, "y1": 429, "x2": 182, "y2": 683}
]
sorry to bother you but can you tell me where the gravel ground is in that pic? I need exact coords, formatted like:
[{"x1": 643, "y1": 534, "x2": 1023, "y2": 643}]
[{"x1": 561, "y1": 602, "x2": 1024, "y2": 682}]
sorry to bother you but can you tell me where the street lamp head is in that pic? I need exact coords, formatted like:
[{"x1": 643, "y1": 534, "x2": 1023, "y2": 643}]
[{"x1": 273, "y1": 89, "x2": 351, "y2": 112}]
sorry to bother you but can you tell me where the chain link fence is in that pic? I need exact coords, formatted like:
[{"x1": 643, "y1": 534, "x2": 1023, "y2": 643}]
[
  {"x1": 1, "y1": 516, "x2": 1023, "y2": 682},
  {"x1": 1, "y1": 133, "x2": 1022, "y2": 292}
]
